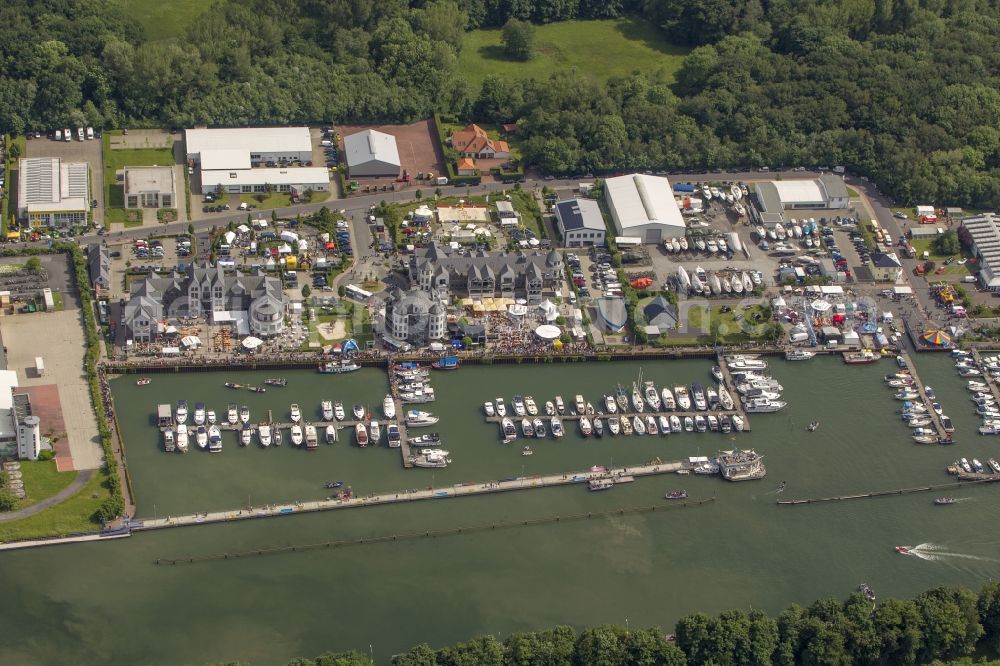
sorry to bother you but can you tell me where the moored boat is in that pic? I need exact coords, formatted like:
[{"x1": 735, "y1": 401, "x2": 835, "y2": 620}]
[
  {"x1": 354, "y1": 422, "x2": 368, "y2": 447},
  {"x1": 208, "y1": 426, "x2": 222, "y2": 453},
  {"x1": 259, "y1": 423, "x2": 272, "y2": 447},
  {"x1": 175, "y1": 424, "x2": 188, "y2": 452},
  {"x1": 322, "y1": 400, "x2": 334, "y2": 421},
  {"x1": 290, "y1": 425, "x2": 304, "y2": 446}
]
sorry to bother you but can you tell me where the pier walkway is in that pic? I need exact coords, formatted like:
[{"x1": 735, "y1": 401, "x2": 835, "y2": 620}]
[
  {"x1": 897, "y1": 350, "x2": 950, "y2": 441},
  {"x1": 129, "y1": 460, "x2": 691, "y2": 533},
  {"x1": 969, "y1": 350, "x2": 1000, "y2": 404}
]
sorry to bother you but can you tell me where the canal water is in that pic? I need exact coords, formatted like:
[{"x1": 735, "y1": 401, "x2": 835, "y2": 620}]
[{"x1": 2, "y1": 355, "x2": 1000, "y2": 665}]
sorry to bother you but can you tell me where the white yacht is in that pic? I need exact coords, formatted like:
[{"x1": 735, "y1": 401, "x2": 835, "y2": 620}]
[
  {"x1": 659, "y1": 415, "x2": 670, "y2": 434},
  {"x1": 670, "y1": 415, "x2": 682, "y2": 432},
  {"x1": 644, "y1": 381, "x2": 661, "y2": 411},
  {"x1": 731, "y1": 415, "x2": 745, "y2": 431},
  {"x1": 661, "y1": 387, "x2": 675, "y2": 410},
  {"x1": 206, "y1": 410, "x2": 217, "y2": 425},
  {"x1": 785, "y1": 349, "x2": 816, "y2": 361},
  {"x1": 290, "y1": 425, "x2": 304, "y2": 446},
  {"x1": 574, "y1": 394, "x2": 586, "y2": 415},
  {"x1": 484, "y1": 401, "x2": 496, "y2": 417},
  {"x1": 691, "y1": 384, "x2": 708, "y2": 411},
  {"x1": 240, "y1": 424, "x2": 253, "y2": 446},
  {"x1": 633, "y1": 415, "x2": 646, "y2": 435},
  {"x1": 743, "y1": 398, "x2": 787, "y2": 413},
  {"x1": 579, "y1": 416, "x2": 592, "y2": 437},
  {"x1": 554, "y1": 396, "x2": 565, "y2": 414},
  {"x1": 176, "y1": 400, "x2": 188, "y2": 424},
  {"x1": 607, "y1": 416, "x2": 620, "y2": 435},
  {"x1": 694, "y1": 415, "x2": 707, "y2": 432},
  {"x1": 524, "y1": 396, "x2": 538, "y2": 416},
  {"x1": 259, "y1": 423, "x2": 272, "y2": 447},
  {"x1": 239, "y1": 405, "x2": 250, "y2": 424},
  {"x1": 495, "y1": 398, "x2": 507, "y2": 417},
  {"x1": 551, "y1": 417, "x2": 564, "y2": 437},
  {"x1": 521, "y1": 418, "x2": 534, "y2": 438},
  {"x1": 334, "y1": 401, "x2": 346, "y2": 421},
  {"x1": 684, "y1": 416, "x2": 694, "y2": 432},
  {"x1": 226, "y1": 403, "x2": 238, "y2": 425},
  {"x1": 370, "y1": 420, "x2": 381, "y2": 443},
  {"x1": 675, "y1": 386, "x2": 691, "y2": 410},
  {"x1": 604, "y1": 394, "x2": 618, "y2": 414},
  {"x1": 208, "y1": 426, "x2": 222, "y2": 453},
  {"x1": 304, "y1": 424, "x2": 318, "y2": 450},
  {"x1": 727, "y1": 355, "x2": 768, "y2": 371},
  {"x1": 534, "y1": 417, "x2": 546, "y2": 438},
  {"x1": 327, "y1": 424, "x2": 338, "y2": 444},
  {"x1": 322, "y1": 400, "x2": 335, "y2": 421},
  {"x1": 406, "y1": 410, "x2": 439, "y2": 427},
  {"x1": 193, "y1": 402, "x2": 206, "y2": 426},
  {"x1": 353, "y1": 404, "x2": 365, "y2": 420},
  {"x1": 545, "y1": 401, "x2": 555, "y2": 416},
  {"x1": 383, "y1": 394, "x2": 396, "y2": 419},
  {"x1": 175, "y1": 424, "x2": 189, "y2": 452},
  {"x1": 631, "y1": 384, "x2": 644, "y2": 412},
  {"x1": 512, "y1": 395, "x2": 527, "y2": 416},
  {"x1": 290, "y1": 403, "x2": 301, "y2": 423},
  {"x1": 645, "y1": 415, "x2": 658, "y2": 435},
  {"x1": 163, "y1": 427, "x2": 175, "y2": 452},
  {"x1": 355, "y1": 422, "x2": 369, "y2": 446}
]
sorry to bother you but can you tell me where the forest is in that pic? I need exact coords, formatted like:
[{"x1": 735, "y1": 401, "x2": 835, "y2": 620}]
[
  {"x1": 1, "y1": 0, "x2": 998, "y2": 208},
  {"x1": 212, "y1": 580, "x2": 1000, "y2": 665}
]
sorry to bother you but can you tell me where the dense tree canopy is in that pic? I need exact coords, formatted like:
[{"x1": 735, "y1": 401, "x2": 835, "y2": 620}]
[{"x1": 1, "y1": 0, "x2": 998, "y2": 208}]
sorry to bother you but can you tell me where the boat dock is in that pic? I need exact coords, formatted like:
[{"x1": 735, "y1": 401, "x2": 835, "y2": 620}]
[
  {"x1": 969, "y1": 349, "x2": 1000, "y2": 403},
  {"x1": 129, "y1": 459, "x2": 697, "y2": 533},
  {"x1": 896, "y1": 350, "x2": 950, "y2": 441}
]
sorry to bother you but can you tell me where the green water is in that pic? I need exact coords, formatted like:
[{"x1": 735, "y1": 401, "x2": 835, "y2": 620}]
[{"x1": 2, "y1": 356, "x2": 1000, "y2": 666}]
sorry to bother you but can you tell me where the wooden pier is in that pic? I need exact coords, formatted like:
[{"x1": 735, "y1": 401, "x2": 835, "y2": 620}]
[
  {"x1": 896, "y1": 350, "x2": 950, "y2": 441},
  {"x1": 969, "y1": 349, "x2": 1000, "y2": 404},
  {"x1": 130, "y1": 459, "x2": 699, "y2": 533}
]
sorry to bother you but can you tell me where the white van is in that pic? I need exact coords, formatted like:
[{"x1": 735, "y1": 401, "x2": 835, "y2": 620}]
[
  {"x1": 63, "y1": 128, "x2": 71, "y2": 142},
  {"x1": 435, "y1": 176, "x2": 449, "y2": 186},
  {"x1": 86, "y1": 127, "x2": 94, "y2": 140},
  {"x1": 238, "y1": 201, "x2": 248, "y2": 211},
  {"x1": 54, "y1": 129, "x2": 62, "y2": 141},
  {"x1": 77, "y1": 127, "x2": 85, "y2": 141}
]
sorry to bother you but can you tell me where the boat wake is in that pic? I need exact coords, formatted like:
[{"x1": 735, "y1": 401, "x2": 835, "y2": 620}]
[{"x1": 904, "y1": 542, "x2": 1000, "y2": 564}]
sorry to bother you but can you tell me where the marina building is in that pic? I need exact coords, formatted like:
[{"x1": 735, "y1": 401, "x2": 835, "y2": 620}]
[
  {"x1": 17, "y1": 157, "x2": 89, "y2": 228},
  {"x1": 123, "y1": 262, "x2": 286, "y2": 342},
  {"x1": 185, "y1": 127, "x2": 328, "y2": 194},
  {"x1": 343, "y1": 129, "x2": 401, "y2": 178},
  {"x1": 604, "y1": 174, "x2": 686, "y2": 244},
  {"x1": 381, "y1": 286, "x2": 447, "y2": 348},
  {"x1": 960, "y1": 213, "x2": 1000, "y2": 290},
  {"x1": 124, "y1": 167, "x2": 175, "y2": 209},
  {"x1": 554, "y1": 198, "x2": 606, "y2": 247},
  {"x1": 410, "y1": 242, "x2": 563, "y2": 303},
  {"x1": 771, "y1": 175, "x2": 850, "y2": 209}
]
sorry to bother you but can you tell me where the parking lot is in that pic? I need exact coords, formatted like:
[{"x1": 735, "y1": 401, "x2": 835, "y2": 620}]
[{"x1": 25, "y1": 133, "x2": 104, "y2": 226}]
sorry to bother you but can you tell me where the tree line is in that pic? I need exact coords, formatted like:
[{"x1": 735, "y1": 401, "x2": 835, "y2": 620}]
[{"x1": 0, "y1": 0, "x2": 997, "y2": 208}]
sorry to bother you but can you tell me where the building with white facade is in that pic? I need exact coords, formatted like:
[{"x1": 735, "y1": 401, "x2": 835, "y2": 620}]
[
  {"x1": 124, "y1": 166, "x2": 175, "y2": 209},
  {"x1": 344, "y1": 129, "x2": 401, "y2": 178},
  {"x1": 604, "y1": 174, "x2": 686, "y2": 244},
  {"x1": 16, "y1": 415, "x2": 41, "y2": 461},
  {"x1": 201, "y1": 167, "x2": 330, "y2": 195},
  {"x1": 17, "y1": 158, "x2": 89, "y2": 228},
  {"x1": 772, "y1": 174, "x2": 850, "y2": 209},
  {"x1": 961, "y1": 213, "x2": 1000, "y2": 290},
  {"x1": 555, "y1": 198, "x2": 606, "y2": 247},
  {"x1": 383, "y1": 286, "x2": 447, "y2": 347}
]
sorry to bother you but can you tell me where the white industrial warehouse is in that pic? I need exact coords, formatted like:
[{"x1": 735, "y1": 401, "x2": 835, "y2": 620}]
[
  {"x1": 185, "y1": 127, "x2": 329, "y2": 194},
  {"x1": 604, "y1": 173, "x2": 686, "y2": 244},
  {"x1": 771, "y1": 174, "x2": 850, "y2": 209},
  {"x1": 344, "y1": 129, "x2": 401, "y2": 178}
]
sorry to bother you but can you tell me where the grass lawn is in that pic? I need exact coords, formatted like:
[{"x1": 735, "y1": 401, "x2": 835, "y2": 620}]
[
  {"x1": 119, "y1": 0, "x2": 213, "y2": 40},
  {"x1": 908, "y1": 238, "x2": 973, "y2": 276},
  {"x1": 103, "y1": 135, "x2": 175, "y2": 220},
  {"x1": 0, "y1": 472, "x2": 108, "y2": 543},
  {"x1": 683, "y1": 304, "x2": 772, "y2": 344},
  {"x1": 846, "y1": 186, "x2": 860, "y2": 198},
  {"x1": 14, "y1": 460, "x2": 77, "y2": 507},
  {"x1": 458, "y1": 17, "x2": 689, "y2": 87},
  {"x1": 238, "y1": 191, "x2": 330, "y2": 210}
]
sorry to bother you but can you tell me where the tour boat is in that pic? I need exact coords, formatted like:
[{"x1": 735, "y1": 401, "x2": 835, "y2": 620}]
[
  {"x1": 208, "y1": 426, "x2": 222, "y2": 453},
  {"x1": 661, "y1": 387, "x2": 675, "y2": 410},
  {"x1": 495, "y1": 398, "x2": 507, "y2": 417},
  {"x1": 604, "y1": 394, "x2": 618, "y2": 414},
  {"x1": 675, "y1": 386, "x2": 691, "y2": 410},
  {"x1": 290, "y1": 403, "x2": 301, "y2": 423},
  {"x1": 369, "y1": 420, "x2": 380, "y2": 443},
  {"x1": 555, "y1": 396, "x2": 565, "y2": 414},
  {"x1": 195, "y1": 426, "x2": 208, "y2": 450},
  {"x1": 574, "y1": 394, "x2": 586, "y2": 415},
  {"x1": 633, "y1": 415, "x2": 646, "y2": 435},
  {"x1": 484, "y1": 401, "x2": 495, "y2": 417},
  {"x1": 353, "y1": 404, "x2": 365, "y2": 420},
  {"x1": 305, "y1": 425, "x2": 318, "y2": 450},
  {"x1": 666, "y1": 490, "x2": 688, "y2": 500},
  {"x1": 206, "y1": 410, "x2": 217, "y2": 425},
  {"x1": 588, "y1": 478, "x2": 615, "y2": 492},
  {"x1": 551, "y1": 417, "x2": 564, "y2": 437},
  {"x1": 644, "y1": 381, "x2": 661, "y2": 411},
  {"x1": 318, "y1": 360, "x2": 361, "y2": 374},
  {"x1": 405, "y1": 410, "x2": 439, "y2": 427},
  {"x1": 136, "y1": 378, "x2": 151, "y2": 386},
  {"x1": 328, "y1": 424, "x2": 340, "y2": 444},
  {"x1": 226, "y1": 404, "x2": 238, "y2": 425},
  {"x1": 258, "y1": 424, "x2": 272, "y2": 447},
  {"x1": 383, "y1": 394, "x2": 396, "y2": 419},
  {"x1": 322, "y1": 400, "x2": 334, "y2": 421},
  {"x1": 334, "y1": 402, "x2": 345, "y2": 421},
  {"x1": 175, "y1": 424, "x2": 188, "y2": 452},
  {"x1": 592, "y1": 417, "x2": 603, "y2": 437},
  {"x1": 521, "y1": 418, "x2": 534, "y2": 438},
  {"x1": 533, "y1": 417, "x2": 546, "y2": 438},
  {"x1": 579, "y1": 416, "x2": 592, "y2": 437},
  {"x1": 264, "y1": 378, "x2": 287, "y2": 387},
  {"x1": 524, "y1": 396, "x2": 538, "y2": 416},
  {"x1": 224, "y1": 382, "x2": 243, "y2": 390},
  {"x1": 176, "y1": 400, "x2": 188, "y2": 424},
  {"x1": 239, "y1": 405, "x2": 250, "y2": 424},
  {"x1": 290, "y1": 425, "x2": 304, "y2": 446},
  {"x1": 431, "y1": 356, "x2": 460, "y2": 371},
  {"x1": 240, "y1": 424, "x2": 253, "y2": 446}
]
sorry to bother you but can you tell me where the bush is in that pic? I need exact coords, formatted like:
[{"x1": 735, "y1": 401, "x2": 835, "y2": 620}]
[
  {"x1": 0, "y1": 490, "x2": 17, "y2": 512},
  {"x1": 38, "y1": 449, "x2": 55, "y2": 461}
]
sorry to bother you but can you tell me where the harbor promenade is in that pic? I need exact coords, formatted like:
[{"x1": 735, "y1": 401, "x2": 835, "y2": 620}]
[{"x1": 129, "y1": 460, "x2": 690, "y2": 533}]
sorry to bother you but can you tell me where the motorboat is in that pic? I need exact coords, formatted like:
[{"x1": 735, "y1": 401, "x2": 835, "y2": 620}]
[
  {"x1": 521, "y1": 418, "x2": 534, "y2": 438},
  {"x1": 925, "y1": 386, "x2": 937, "y2": 399},
  {"x1": 972, "y1": 458, "x2": 985, "y2": 473},
  {"x1": 369, "y1": 420, "x2": 380, "y2": 444},
  {"x1": 258, "y1": 423, "x2": 272, "y2": 447},
  {"x1": 551, "y1": 417, "x2": 564, "y2": 437},
  {"x1": 318, "y1": 360, "x2": 361, "y2": 374},
  {"x1": 645, "y1": 415, "x2": 658, "y2": 435},
  {"x1": 644, "y1": 381, "x2": 661, "y2": 411},
  {"x1": 718, "y1": 385, "x2": 735, "y2": 410},
  {"x1": 513, "y1": 395, "x2": 527, "y2": 417},
  {"x1": 207, "y1": 426, "x2": 222, "y2": 453},
  {"x1": 533, "y1": 417, "x2": 546, "y2": 438},
  {"x1": 289, "y1": 403, "x2": 301, "y2": 423},
  {"x1": 206, "y1": 410, "x2": 217, "y2": 425},
  {"x1": 675, "y1": 386, "x2": 691, "y2": 410},
  {"x1": 239, "y1": 405, "x2": 250, "y2": 424},
  {"x1": 684, "y1": 416, "x2": 694, "y2": 432},
  {"x1": 382, "y1": 395, "x2": 396, "y2": 419},
  {"x1": 661, "y1": 387, "x2": 675, "y2": 410},
  {"x1": 247, "y1": 386, "x2": 265, "y2": 393},
  {"x1": 484, "y1": 401, "x2": 496, "y2": 417},
  {"x1": 631, "y1": 384, "x2": 645, "y2": 412},
  {"x1": 522, "y1": 446, "x2": 534, "y2": 457},
  {"x1": 264, "y1": 378, "x2": 287, "y2": 387},
  {"x1": 274, "y1": 427, "x2": 281, "y2": 446},
  {"x1": 691, "y1": 383, "x2": 707, "y2": 411},
  {"x1": 633, "y1": 415, "x2": 646, "y2": 435},
  {"x1": 136, "y1": 378, "x2": 151, "y2": 386},
  {"x1": 586, "y1": 402, "x2": 596, "y2": 415},
  {"x1": 743, "y1": 398, "x2": 787, "y2": 413},
  {"x1": 176, "y1": 400, "x2": 189, "y2": 424},
  {"x1": 501, "y1": 417, "x2": 517, "y2": 442},
  {"x1": 588, "y1": 478, "x2": 615, "y2": 491},
  {"x1": 353, "y1": 404, "x2": 365, "y2": 420},
  {"x1": 621, "y1": 416, "x2": 633, "y2": 435},
  {"x1": 193, "y1": 402, "x2": 206, "y2": 426},
  {"x1": 406, "y1": 410, "x2": 439, "y2": 427},
  {"x1": 731, "y1": 415, "x2": 745, "y2": 431},
  {"x1": 934, "y1": 497, "x2": 957, "y2": 505},
  {"x1": 615, "y1": 385, "x2": 630, "y2": 413},
  {"x1": 707, "y1": 414, "x2": 719, "y2": 431},
  {"x1": 495, "y1": 398, "x2": 507, "y2": 417},
  {"x1": 574, "y1": 394, "x2": 586, "y2": 415},
  {"x1": 785, "y1": 349, "x2": 816, "y2": 361},
  {"x1": 720, "y1": 415, "x2": 732, "y2": 432},
  {"x1": 711, "y1": 366, "x2": 724, "y2": 382},
  {"x1": 807, "y1": 421, "x2": 819, "y2": 432},
  {"x1": 593, "y1": 417, "x2": 603, "y2": 437},
  {"x1": 322, "y1": 400, "x2": 335, "y2": 421},
  {"x1": 175, "y1": 425, "x2": 189, "y2": 453},
  {"x1": 226, "y1": 404, "x2": 238, "y2": 425},
  {"x1": 607, "y1": 416, "x2": 619, "y2": 435},
  {"x1": 545, "y1": 401, "x2": 555, "y2": 416},
  {"x1": 705, "y1": 386, "x2": 719, "y2": 409},
  {"x1": 670, "y1": 415, "x2": 682, "y2": 432},
  {"x1": 163, "y1": 428, "x2": 175, "y2": 452},
  {"x1": 290, "y1": 425, "x2": 304, "y2": 446},
  {"x1": 525, "y1": 396, "x2": 538, "y2": 416},
  {"x1": 659, "y1": 415, "x2": 670, "y2": 434},
  {"x1": 195, "y1": 426, "x2": 208, "y2": 450},
  {"x1": 727, "y1": 355, "x2": 768, "y2": 371},
  {"x1": 666, "y1": 490, "x2": 688, "y2": 500},
  {"x1": 400, "y1": 388, "x2": 435, "y2": 403},
  {"x1": 555, "y1": 396, "x2": 565, "y2": 414},
  {"x1": 941, "y1": 415, "x2": 954, "y2": 432},
  {"x1": 694, "y1": 415, "x2": 707, "y2": 432},
  {"x1": 604, "y1": 394, "x2": 618, "y2": 414},
  {"x1": 240, "y1": 424, "x2": 253, "y2": 446},
  {"x1": 354, "y1": 422, "x2": 368, "y2": 446},
  {"x1": 224, "y1": 382, "x2": 243, "y2": 390},
  {"x1": 579, "y1": 416, "x2": 592, "y2": 437},
  {"x1": 895, "y1": 546, "x2": 911, "y2": 554}
]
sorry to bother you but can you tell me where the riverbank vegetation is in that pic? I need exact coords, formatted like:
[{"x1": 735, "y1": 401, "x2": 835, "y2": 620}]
[
  {"x1": 249, "y1": 581, "x2": 1000, "y2": 665},
  {"x1": 2, "y1": 1, "x2": 998, "y2": 209}
]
